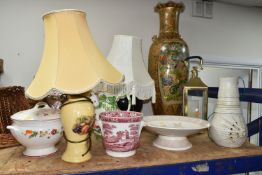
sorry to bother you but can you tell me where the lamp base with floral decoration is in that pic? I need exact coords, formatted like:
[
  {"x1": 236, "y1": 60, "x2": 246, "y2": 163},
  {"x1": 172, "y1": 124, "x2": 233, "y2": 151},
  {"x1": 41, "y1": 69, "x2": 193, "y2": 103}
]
[{"x1": 60, "y1": 95, "x2": 95, "y2": 163}]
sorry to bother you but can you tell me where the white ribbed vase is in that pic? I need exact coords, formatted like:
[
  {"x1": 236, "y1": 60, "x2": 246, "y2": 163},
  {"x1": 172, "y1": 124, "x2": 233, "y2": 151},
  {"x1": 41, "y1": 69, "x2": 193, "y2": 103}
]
[{"x1": 209, "y1": 77, "x2": 247, "y2": 148}]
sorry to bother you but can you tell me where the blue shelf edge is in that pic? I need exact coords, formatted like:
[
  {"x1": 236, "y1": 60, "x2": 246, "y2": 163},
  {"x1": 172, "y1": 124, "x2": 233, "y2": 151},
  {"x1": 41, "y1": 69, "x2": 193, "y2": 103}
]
[
  {"x1": 69, "y1": 155, "x2": 262, "y2": 175},
  {"x1": 247, "y1": 116, "x2": 262, "y2": 145},
  {"x1": 208, "y1": 87, "x2": 262, "y2": 103}
]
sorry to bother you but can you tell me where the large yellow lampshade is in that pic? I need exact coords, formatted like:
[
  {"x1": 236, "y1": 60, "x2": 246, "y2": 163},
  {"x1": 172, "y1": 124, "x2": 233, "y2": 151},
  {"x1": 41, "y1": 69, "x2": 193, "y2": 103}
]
[{"x1": 26, "y1": 9, "x2": 123, "y2": 100}]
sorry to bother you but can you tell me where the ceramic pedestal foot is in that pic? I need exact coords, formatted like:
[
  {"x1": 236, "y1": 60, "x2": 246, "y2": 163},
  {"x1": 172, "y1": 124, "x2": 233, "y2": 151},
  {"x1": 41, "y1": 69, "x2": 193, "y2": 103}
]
[
  {"x1": 106, "y1": 150, "x2": 136, "y2": 157},
  {"x1": 23, "y1": 146, "x2": 57, "y2": 156},
  {"x1": 153, "y1": 136, "x2": 192, "y2": 151}
]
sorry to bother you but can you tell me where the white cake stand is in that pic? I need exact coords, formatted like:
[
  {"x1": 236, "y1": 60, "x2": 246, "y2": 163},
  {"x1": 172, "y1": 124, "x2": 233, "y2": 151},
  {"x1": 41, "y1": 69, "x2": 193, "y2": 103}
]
[{"x1": 143, "y1": 115, "x2": 210, "y2": 151}]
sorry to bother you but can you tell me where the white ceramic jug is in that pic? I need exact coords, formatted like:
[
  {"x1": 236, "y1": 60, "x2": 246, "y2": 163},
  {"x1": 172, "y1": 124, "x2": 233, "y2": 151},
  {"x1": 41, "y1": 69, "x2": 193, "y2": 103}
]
[{"x1": 209, "y1": 77, "x2": 247, "y2": 148}]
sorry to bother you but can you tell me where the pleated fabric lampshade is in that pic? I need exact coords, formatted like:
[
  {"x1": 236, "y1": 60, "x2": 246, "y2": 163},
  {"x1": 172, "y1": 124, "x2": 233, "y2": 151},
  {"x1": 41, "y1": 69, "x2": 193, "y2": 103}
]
[
  {"x1": 107, "y1": 35, "x2": 155, "y2": 105},
  {"x1": 26, "y1": 9, "x2": 123, "y2": 100}
]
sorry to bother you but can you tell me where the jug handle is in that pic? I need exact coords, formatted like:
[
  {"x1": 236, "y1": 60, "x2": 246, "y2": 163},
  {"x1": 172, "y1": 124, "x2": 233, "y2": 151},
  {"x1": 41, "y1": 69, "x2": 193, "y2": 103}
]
[
  {"x1": 139, "y1": 121, "x2": 146, "y2": 135},
  {"x1": 185, "y1": 56, "x2": 203, "y2": 69},
  {"x1": 116, "y1": 94, "x2": 131, "y2": 111}
]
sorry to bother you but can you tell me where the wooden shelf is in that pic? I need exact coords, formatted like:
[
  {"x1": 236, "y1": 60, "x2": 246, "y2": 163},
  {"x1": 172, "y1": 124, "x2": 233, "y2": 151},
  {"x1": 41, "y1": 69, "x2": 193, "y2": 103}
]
[{"x1": 1, "y1": 131, "x2": 262, "y2": 175}]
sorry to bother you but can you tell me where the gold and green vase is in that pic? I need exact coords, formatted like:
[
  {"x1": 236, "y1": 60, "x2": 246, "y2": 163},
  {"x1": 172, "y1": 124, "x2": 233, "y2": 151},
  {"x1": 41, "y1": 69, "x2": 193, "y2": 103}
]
[{"x1": 148, "y1": 1, "x2": 190, "y2": 115}]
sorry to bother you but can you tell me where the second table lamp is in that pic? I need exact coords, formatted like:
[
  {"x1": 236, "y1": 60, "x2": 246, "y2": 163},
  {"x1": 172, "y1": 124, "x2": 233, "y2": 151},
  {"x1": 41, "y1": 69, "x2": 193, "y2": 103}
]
[{"x1": 107, "y1": 35, "x2": 156, "y2": 111}]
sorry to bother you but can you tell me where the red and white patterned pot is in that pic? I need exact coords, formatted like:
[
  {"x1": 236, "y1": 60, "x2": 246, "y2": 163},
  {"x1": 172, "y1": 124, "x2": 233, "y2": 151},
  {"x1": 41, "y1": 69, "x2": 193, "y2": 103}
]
[{"x1": 98, "y1": 111, "x2": 144, "y2": 157}]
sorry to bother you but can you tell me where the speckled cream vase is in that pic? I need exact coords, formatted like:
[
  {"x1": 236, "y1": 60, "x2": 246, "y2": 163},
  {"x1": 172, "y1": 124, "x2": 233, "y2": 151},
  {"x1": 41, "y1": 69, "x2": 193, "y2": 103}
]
[{"x1": 209, "y1": 77, "x2": 247, "y2": 148}]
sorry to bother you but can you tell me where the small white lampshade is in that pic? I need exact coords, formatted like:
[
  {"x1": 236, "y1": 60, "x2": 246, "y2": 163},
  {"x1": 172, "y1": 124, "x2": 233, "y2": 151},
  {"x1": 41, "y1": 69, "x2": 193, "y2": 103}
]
[
  {"x1": 107, "y1": 35, "x2": 156, "y2": 104},
  {"x1": 26, "y1": 9, "x2": 123, "y2": 100}
]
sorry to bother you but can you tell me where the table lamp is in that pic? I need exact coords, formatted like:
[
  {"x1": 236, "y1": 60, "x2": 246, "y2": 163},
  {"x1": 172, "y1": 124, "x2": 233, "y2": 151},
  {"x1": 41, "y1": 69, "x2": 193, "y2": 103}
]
[
  {"x1": 106, "y1": 35, "x2": 156, "y2": 111},
  {"x1": 26, "y1": 9, "x2": 123, "y2": 163}
]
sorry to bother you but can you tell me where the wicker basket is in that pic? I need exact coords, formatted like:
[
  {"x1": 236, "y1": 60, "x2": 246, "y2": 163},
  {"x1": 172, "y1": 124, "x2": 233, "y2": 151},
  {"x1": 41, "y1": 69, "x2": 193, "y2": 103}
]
[{"x1": 0, "y1": 86, "x2": 30, "y2": 148}]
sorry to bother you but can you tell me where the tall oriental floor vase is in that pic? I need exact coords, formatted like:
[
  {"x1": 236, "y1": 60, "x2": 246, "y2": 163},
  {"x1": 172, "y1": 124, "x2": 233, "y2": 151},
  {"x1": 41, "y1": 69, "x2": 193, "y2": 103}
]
[{"x1": 148, "y1": 1, "x2": 189, "y2": 115}]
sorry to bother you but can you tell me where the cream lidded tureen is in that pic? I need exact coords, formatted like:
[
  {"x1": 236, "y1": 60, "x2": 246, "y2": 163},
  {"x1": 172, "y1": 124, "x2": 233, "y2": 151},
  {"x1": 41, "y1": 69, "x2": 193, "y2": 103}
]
[{"x1": 7, "y1": 102, "x2": 63, "y2": 156}]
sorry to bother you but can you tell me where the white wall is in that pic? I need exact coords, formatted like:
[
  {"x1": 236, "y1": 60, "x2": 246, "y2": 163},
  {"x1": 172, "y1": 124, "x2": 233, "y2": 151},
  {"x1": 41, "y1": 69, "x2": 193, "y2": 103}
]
[
  {"x1": 183, "y1": 2, "x2": 262, "y2": 65},
  {"x1": 0, "y1": 0, "x2": 262, "y2": 115}
]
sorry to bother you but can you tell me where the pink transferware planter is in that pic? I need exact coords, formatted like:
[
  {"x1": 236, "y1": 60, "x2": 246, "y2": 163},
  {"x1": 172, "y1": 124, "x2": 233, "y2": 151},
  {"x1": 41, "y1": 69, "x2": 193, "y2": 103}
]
[{"x1": 98, "y1": 111, "x2": 144, "y2": 157}]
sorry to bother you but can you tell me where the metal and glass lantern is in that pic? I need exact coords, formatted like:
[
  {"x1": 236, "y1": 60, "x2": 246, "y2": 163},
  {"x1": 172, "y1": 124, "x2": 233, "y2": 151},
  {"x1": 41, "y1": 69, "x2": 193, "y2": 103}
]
[{"x1": 183, "y1": 66, "x2": 208, "y2": 120}]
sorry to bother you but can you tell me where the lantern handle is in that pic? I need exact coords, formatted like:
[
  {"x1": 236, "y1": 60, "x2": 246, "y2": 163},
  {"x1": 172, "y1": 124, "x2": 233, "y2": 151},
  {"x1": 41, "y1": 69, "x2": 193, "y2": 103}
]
[{"x1": 185, "y1": 56, "x2": 203, "y2": 70}]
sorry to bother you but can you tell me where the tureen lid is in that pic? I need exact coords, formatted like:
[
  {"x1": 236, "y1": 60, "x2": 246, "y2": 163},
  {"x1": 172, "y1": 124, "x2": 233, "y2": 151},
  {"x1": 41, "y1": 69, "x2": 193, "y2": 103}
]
[{"x1": 11, "y1": 102, "x2": 60, "y2": 121}]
